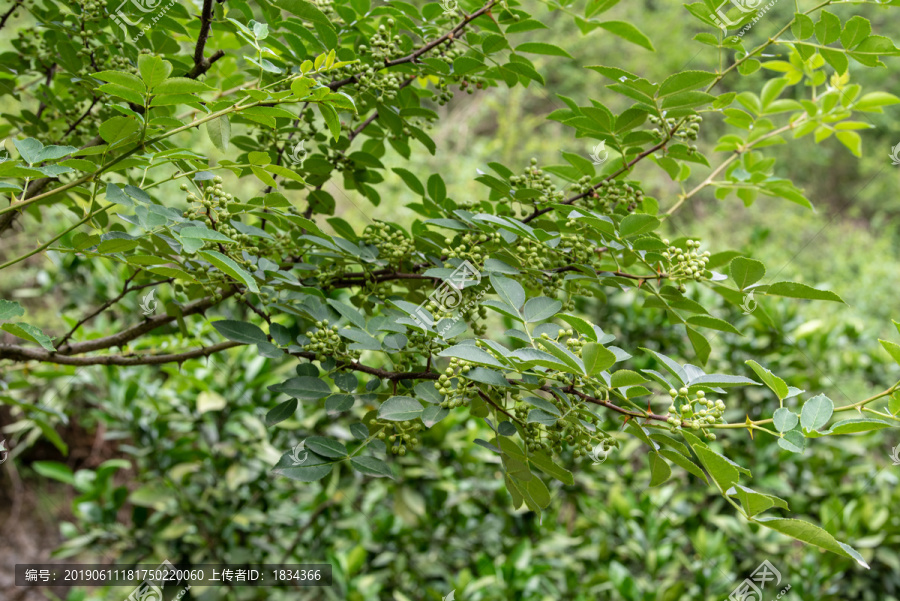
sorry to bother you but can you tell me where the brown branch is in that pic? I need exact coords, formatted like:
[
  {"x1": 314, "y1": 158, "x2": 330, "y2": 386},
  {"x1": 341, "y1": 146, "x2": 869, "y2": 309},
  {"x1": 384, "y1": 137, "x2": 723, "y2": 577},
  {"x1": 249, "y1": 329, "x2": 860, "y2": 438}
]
[
  {"x1": 52, "y1": 288, "x2": 237, "y2": 356},
  {"x1": 326, "y1": 1, "x2": 498, "y2": 91},
  {"x1": 56, "y1": 274, "x2": 174, "y2": 347},
  {"x1": 0, "y1": 0, "x2": 23, "y2": 31},
  {"x1": 522, "y1": 134, "x2": 678, "y2": 224},
  {"x1": 185, "y1": 0, "x2": 225, "y2": 79},
  {"x1": 0, "y1": 341, "x2": 240, "y2": 365}
]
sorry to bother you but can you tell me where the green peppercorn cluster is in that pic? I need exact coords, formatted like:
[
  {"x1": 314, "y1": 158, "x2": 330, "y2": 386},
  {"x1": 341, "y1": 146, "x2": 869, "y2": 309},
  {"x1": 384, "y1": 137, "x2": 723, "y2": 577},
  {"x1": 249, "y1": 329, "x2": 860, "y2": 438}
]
[
  {"x1": 374, "y1": 419, "x2": 424, "y2": 455},
  {"x1": 665, "y1": 388, "x2": 725, "y2": 439},
  {"x1": 361, "y1": 222, "x2": 416, "y2": 267},
  {"x1": 649, "y1": 114, "x2": 703, "y2": 143},
  {"x1": 436, "y1": 358, "x2": 478, "y2": 408},
  {"x1": 662, "y1": 238, "x2": 710, "y2": 292},
  {"x1": 440, "y1": 232, "x2": 497, "y2": 264},
  {"x1": 508, "y1": 394, "x2": 604, "y2": 456},
  {"x1": 508, "y1": 158, "x2": 567, "y2": 205},
  {"x1": 590, "y1": 179, "x2": 645, "y2": 214},
  {"x1": 304, "y1": 320, "x2": 358, "y2": 362}
]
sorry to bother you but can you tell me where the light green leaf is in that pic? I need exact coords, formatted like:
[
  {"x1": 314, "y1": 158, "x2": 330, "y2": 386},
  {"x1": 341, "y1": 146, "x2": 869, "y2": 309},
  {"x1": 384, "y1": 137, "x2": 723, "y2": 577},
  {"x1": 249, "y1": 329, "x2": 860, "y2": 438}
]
[
  {"x1": 0, "y1": 299, "x2": 25, "y2": 321},
  {"x1": 755, "y1": 517, "x2": 869, "y2": 568},
  {"x1": 800, "y1": 394, "x2": 834, "y2": 431},
  {"x1": 597, "y1": 21, "x2": 654, "y2": 51},
  {"x1": 206, "y1": 116, "x2": 231, "y2": 152},
  {"x1": 198, "y1": 250, "x2": 259, "y2": 292},
  {"x1": 1, "y1": 322, "x2": 56, "y2": 350},
  {"x1": 773, "y1": 408, "x2": 799, "y2": 432},
  {"x1": 581, "y1": 342, "x2": 616, "y2": 376},
  {"x1": 745, "y1": 360, "x2": 789, "y2": 400},
  {"x1": 138, "y1": 54, "x2": 173, "y2": 89},
  {"x1": 829, "y1": 418, "x2": 892, "y2": 435},
  {"x1": 153, "y1": 77, "x2": 214, "y2": 94},
  {"x1": 514, "y1": 42, "x2": 573, "y2": 59},
  {"x1": 658, "y1": 70, "x2": 717, "y2": 97},
  {"x1": 490, "y1": 274, "x2": 525, "y2": 311},
  {"x1": 378, "y1": 396, "x2": 424, "y2": 421},
  {"x1": 648, "y1": 452, "x2": 671, "y2": 486},
  {"x1": 878, "y1": 339, "x2": 900, "y2": 365},
  {"x1": 729, "y1": 257, "x2": 766, "y2": 290},
  {"x1": 765, "y1": 282, "x2": 843, "y2": 303},
  {"x1": 523, "y1": 297, "x2": 562, "y2": 322}
]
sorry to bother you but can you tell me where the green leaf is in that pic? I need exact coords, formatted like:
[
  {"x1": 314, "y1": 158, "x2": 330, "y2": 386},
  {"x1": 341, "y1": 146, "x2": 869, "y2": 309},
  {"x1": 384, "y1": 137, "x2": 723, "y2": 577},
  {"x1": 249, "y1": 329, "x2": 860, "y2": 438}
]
[
  {"x1": 597, "y1": 21, "x2": 654, "y2": 51},
  {"x1": 99, "y1": 116, "x2": 140, "y2": 144},
  {"x1": 878, "y1": 339, "x2": 900, "y2": 365},
  {"x1": 206, "y1": 116, "x2": 231, "y2": 152},
  {"x1": 648, "y1": 452, "x2": 671, "y2": 486},
  {"x1": 350, "y1": 455, "x2": 394, "y2": 478},
  {"x1": 581, "y1": 342, "x2": 616, "y2": 376},
  {"x1": 0, "y1": 299, "x2": 25, "y2": 321},
  {"x1": 685, "y1": 315, "x2": 742, "y2": 336},
  {"x1": 773, "y1": 408, "x2": 799, "y2": 433},
  {"x1": 305, "y1": 436, "x2": 348, "y2": 458},
  {"x1": 800, "y1": 394, "x2": 834, "y2": 432},
  {"x1": 692, "y1": 445, "x2": 741, "y2": 492},
  {"x1": 729, "y1": 257, "x2": 766, "y2": 289},
  {"x1": 265, "y1": 398, "x2": 297, "y2": 426},
  {"x1": 523, "y1": 297, "x2": 562, "y2": 322},
  {"x1": 658, "y1": 449, "x2": 707, "y2": 483},
  {"x1": 268, "y1": 376, "x2": 332, "y2": 400},
  {"x1": 138, "y1": 54, "x2": 173, "y2": 89},
  {"x1": 490, "y1": 274, "x2": 525, "y2": 311},
  {"x1": 198, "y1": 250, "x2": 259, "y2": 292},
  {"x1": 272, "y1": 452, "x2": 334, "y2": 482},
  {"x1": 836, "y1": 131, "x2": 862, "y2": 157},
  {"x1": 92, "y1": 70, "x2": 146, "y2": 93},
  {"x1": 271, "y1": 0, "x2": 335, "y2": 29},
  {"x1": 657, "y1": 71, "x2": 717, "y2": 97},
  {"x1": 153, "y1": 77, "x2": 215, "y2": 94},
  {"x1": 318, "y1": 103, "x2": 341, "y2": 141},
  {"x1": 33, "y1": 461, "x2": 75, "y2": 485},
  {"x1": 778, "y1": 430, "x2": 806, "y2": 453},
  {"x1": 755, "y1": 517, "x2": 868, "y2": 568},
  {"x1": 514, "y1": 42, "x2": 573, "y2": 59},
  {"x1": 729, "y1": 484, "x2": 787, "y2": 518},
  {"x1": 97, "y1": 239, "x2": 138, "y2": 254},
  {"x1": 829, "y1": 418, "x2": 892, "y2": 435},
  {"x1": 609, "y1": 370, "x2": 649, "y2": 388},
  {"x1": 841, "y1": 15, "x2": 871, "y2": 49},
  {"x1": 618, "y1": 213, "x2": 660, "y2": 237},
  {"x1": 378, "y1": 396, "x2": 424, "y2": 421},
  {"x1": 745, "y1": 360, "x2": 790, "y2": 400},
  {"x1": 765, "y1": 282, "x2": 843, "y2": 303},
  {"x1": 1, "y1": 323, "x2": 56, "y2": 351},
  {"x1": 814, "y1": 10, "x2": 842, "y2": 46},
  {"x1": 212, "y1": 320, "x2": 267, "y2": 344},
  {"x1": 529, "y1": 450, "x2": 574, "y2": 485}
]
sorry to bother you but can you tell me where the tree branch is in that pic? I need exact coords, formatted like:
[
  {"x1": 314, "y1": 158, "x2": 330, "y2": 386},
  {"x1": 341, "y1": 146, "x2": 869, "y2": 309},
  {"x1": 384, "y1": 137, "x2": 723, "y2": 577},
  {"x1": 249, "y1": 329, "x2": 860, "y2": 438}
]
[
  {"x1": 185, "y1": 0, "x2": 225, "y2": 79},
  {"x1": 0, "y1": 341, "x2": 240, "y2": 365}
]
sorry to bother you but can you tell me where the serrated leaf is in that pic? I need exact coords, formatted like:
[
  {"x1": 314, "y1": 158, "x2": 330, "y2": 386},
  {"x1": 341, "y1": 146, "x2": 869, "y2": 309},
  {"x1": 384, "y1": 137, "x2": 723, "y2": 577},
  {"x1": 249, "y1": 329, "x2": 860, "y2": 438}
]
[
  {"x1": 350, "y1": 455, "x2": 394, "y2": 478},
  {"x1": 212, "y1": 320, "x2": 267, "y2": 344},
  {"x1": 648, "y1": 452, "x2": 671, "y2": 486},
  {"x1": 800, "y1": 394, "x2": 833, "y2": 431},
  {"x1": 265, "y1": 398, "x2": 297, "y2": 426},
  {"x1": 730, "y1": 257, "x2": 766, "y2": 289},
  {"x1": 378, "y1": 396, "x2": 424, "y2": 421},
  {"x1": 198, "y1": 250, "x2": 259, "y2": 292},
  {"x1": 745, "y1": 360, "x2": 789, "y2": 400},
  {"x1": 268, "y1": 376, "x2": 332, "y2": 400},
  {"x1": 755, "y1": 517, "x2": 868, "y2": 568},
  {"x1": 0, "y1": 299, "x2": 26, "y2": 321},
  {"x1": 765, "y1": 282, "x2": 843, "y2": 303}
]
